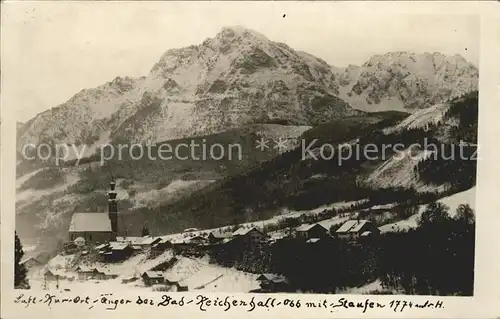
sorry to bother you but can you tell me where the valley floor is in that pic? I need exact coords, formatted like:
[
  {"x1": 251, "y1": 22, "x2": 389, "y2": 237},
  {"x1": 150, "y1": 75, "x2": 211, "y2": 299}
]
[
  {"x1": 23, "y1": 186, "x2": 476, "y2": 295},
  {"x1": 29, "y1": 253, "x2": 260, "y2": 293}
]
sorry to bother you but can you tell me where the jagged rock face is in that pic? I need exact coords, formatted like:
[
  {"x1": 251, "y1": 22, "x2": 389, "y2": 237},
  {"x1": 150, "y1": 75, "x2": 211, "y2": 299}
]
[
  {"x1": 334, "y1": 52, "x2": 478, "y2": 112},
  {"x1": 17, "y1": 26, "x2": 358, "y2": 149}
]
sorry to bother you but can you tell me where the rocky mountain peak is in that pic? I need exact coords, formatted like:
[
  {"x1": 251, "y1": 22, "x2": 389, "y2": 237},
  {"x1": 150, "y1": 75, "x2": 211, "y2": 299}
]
[
  {"x1": 333, "y1": 51, "x2": 478, "y2": 111},
  {"x1": 16, "y1": 28, "x2": 478, "y2": 152}
]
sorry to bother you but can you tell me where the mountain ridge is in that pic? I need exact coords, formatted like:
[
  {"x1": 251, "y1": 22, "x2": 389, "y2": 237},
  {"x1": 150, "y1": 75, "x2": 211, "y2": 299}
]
[
  {"x1": 17, "y1": 27, "x2": 477, "y2": 154},
  {"x1": 17, "y1": 26, "x2": 359, "y2": 151}
]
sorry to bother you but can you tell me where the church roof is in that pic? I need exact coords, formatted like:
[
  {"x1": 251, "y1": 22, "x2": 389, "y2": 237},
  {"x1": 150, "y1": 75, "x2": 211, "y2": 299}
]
[{"x1": 69, "y1": 213, "x2": 112, "y2": 232}]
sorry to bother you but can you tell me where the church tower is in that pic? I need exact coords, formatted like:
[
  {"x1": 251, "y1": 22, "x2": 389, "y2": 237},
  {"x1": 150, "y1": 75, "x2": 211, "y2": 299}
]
[{"x1": 108, "y1": 180, "x2": 118, "y2": 236}]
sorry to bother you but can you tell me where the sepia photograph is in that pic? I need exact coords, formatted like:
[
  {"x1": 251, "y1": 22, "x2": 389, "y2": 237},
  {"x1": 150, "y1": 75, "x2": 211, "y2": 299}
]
[{"x1": 2, "y1": 1, "x2": 485, "y2": 302}]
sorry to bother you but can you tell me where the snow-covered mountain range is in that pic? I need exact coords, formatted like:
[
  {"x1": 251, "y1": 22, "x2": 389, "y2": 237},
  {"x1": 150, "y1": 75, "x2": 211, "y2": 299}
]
[
  {"x1": 334, "y1": 52, "x2": 478, "y2": 112},
  {"x1": 17, "y1": 26, "x2": 357, "y2": 149},
  {"x1": 16, "y1": 26, "x2": 478, "y2": 151}
]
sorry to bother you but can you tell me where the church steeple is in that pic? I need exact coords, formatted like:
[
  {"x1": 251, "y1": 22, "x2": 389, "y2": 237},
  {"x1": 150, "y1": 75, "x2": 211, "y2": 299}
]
[{"x1": 109, "y1": 179, "x2": 118, "y2": 236}]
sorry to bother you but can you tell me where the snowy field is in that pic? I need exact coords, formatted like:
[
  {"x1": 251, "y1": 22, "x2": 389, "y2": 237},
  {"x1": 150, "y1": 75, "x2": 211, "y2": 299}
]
[
  {"x1": 380, "y1": 186, "x2": 476, "y2": 233},
  {"x1": 38, "y1": 250, "x2": 259, "y2": 293},
  {"x1": 165, "y1": 257, "x2": 260, "y2": 292}
]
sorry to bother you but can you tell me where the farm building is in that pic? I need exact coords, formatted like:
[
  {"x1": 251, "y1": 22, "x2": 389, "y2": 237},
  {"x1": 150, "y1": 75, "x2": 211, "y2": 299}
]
[
  {"x1": 75, "y1": 266, "x2": 101, "y2": 280},
  {"x1": 295, "y1": 223, "x2": 329, "y2": 239},
  {"x1": 44, "y1": 269, "x2": 65, "y2": 281},
  {"x1": 100, "y1": 242, "x2": 135, "y2": 262},
  {"x1": 208, "y1": 231, "x2": 233, "y2": 244},
  {"x1": 142, "y1": 271, "x2": 165, "y2": 286},
  {"x1": 20, "y1": 256, "x2": 43, "y2": 269},
  {"x1": 232, "y1": 227, "x2": 269, "y2": 245},
  {"x1": 336, "y1": 219, "x2": 380, "y2": 240}
]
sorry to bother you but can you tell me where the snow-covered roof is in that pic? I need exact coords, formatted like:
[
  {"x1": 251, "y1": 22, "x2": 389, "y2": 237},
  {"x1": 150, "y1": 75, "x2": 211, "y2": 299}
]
[
  {"x1": 20, "y1": 256, "x2": 41, "y2": 265},
  {"x1": 233, "y1": 227, "x2": 263, "y2": 236},
  {"x1": 350, "y1": 220, "x2": 372, "y2": 233},
  {"x1": 296, "y1": 223, "x2": 327, "y2": 232},
  {"x1": 109, "y1": 242, "x2": 131, "y2": 251},
  {"x1": 143, "y1": 271, "x2": 164, "y2": 279},
  {"x1": 140, "y1": 236, "x2": 161, "y2": 245},
  {"x1": 361, "y1": 231, "x2": 372, "y2": 237},
  {"x1": 209, "y1": 231, "x2": 233, "y2": 239},
  {"x1": 95, "y1": 243, "x2": 109, "y2": 250},
  {"x1": 76, "y1": 266, "x2": 97, "y2": 273},
  {"x1": 116, "y1": 236, "x2": 143, "y2": 244},
  {"x1": 95, "y1": 267, "x2": 118, "y2": 275},
  {"x1": 69, "y1": 213, "x2": 112, "y2": 232},
  {"x1": 336, "y1": 220, "x2": 371, "y2": 233},
  {"x1": 295, "y1": 224, "x2": 314, "y2": 232}
]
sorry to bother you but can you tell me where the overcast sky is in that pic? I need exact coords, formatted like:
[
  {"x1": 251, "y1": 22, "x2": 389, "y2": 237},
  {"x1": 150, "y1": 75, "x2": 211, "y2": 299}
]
[{"x1": 1, "y1": 2, "x2": 480, "y2": 122}]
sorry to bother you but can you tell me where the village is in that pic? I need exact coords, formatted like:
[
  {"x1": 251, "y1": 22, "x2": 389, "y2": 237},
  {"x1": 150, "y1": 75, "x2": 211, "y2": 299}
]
[{"x1": 21, "y1": 180, "x2": 384, "y2": 293}]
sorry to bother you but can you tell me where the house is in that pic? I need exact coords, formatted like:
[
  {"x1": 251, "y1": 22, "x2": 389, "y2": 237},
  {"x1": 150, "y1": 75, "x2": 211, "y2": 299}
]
[
  {"x1": 142, "y1": 271, "x2": 165, "y2": 286},
  {"x1": 116, "y1": 236, "x2": 143, "y2": 244},
  {"x1": 75, "y1": 266, "x2": 101, "y2": 280},
  {"x1": 208, "y1": 231, "x2": 233, "y2": 244},
  {"x1": 116, "y1": 236, "x2": 161, "y2": 250},
  {"x1": 44, "y1": 269, "x2": 64, "y2": 281},
  {"x1": 232, "y1": 227, "x2": 269, "y2": 245},
  {"x1": 172, "y1": 235, "x2": 207, "y2": 253},
  {"x1": 68, "y1": 181, "x2": 119, "y2": 244},
  {"x1": 101, "y1": 242, "x2": 134, "y2": 262},
  {"x1": 336, "y1": 219, "x2": 380, "y2": 240},
  {"x1": 94, "y1": 267, "x2": 118, "y2": 280},
  {"x1": 256, "y1": 274, "x2": 291, "y2": 292},
  {"x1": 186, "y1": 235, "x2": 207, "y2": 245},
  {"x1": 20, "y1": 256, "x2": 43, "y2": 269},
  {"x1": 295, "y1": 223, "x2": 329, "y2": 239},
  {"x1": 163, "y1": 278, "x2": 188, "y2": 292}
]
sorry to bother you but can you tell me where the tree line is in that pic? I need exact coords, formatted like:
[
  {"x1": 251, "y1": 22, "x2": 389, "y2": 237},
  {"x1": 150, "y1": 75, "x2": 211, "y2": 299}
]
[{"x1": 208, "y1": 202, "x2": 475, "y2": 296}]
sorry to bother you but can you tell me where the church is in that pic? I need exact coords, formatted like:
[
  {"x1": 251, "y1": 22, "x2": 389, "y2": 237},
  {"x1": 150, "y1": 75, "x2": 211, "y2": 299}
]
[{"x1": 68, "y1": 180, "x2": 119, "y2": 244}]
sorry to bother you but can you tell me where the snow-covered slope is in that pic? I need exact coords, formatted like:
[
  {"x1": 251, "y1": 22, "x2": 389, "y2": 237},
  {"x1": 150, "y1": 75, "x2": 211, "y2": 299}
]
[
  {"x1": 333, "y1": 52, "x2": 478, "y2": 112},
  {"x1": 380, "y1": 186, "x2": 476, "y2": 233},
  {"x1": 365, "y1": 147, "x2": 442, "y2": 191},
  {"x1": 384, "y1": 103, "x2": 450, "y2": 133},
  {"x1": 164, "y1": 257, "x2": 259, "y2": 292},
  {"x1": 35, "y1": 250, "x2": 259, "y2": 293}
]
